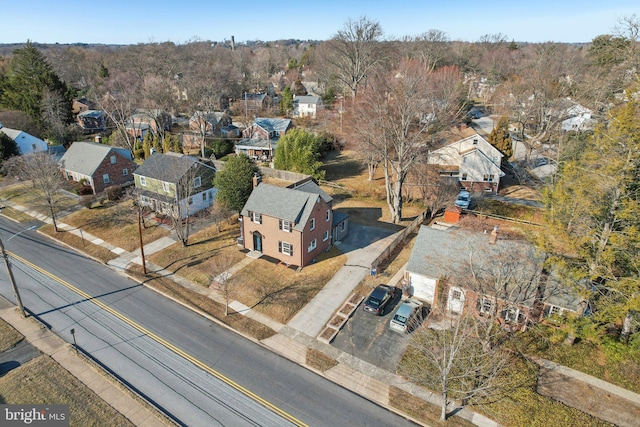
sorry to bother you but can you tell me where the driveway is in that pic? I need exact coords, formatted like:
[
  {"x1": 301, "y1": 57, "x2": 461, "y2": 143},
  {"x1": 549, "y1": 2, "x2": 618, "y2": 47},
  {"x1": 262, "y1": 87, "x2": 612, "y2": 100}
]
[
  {"x1": 331, "y1": 291, "x2": 410, "y2": 372},
  {"x1": 335, "y1": 223, "x2": 397, "y2": 256},
  {"x1": 0, "y1": 339, "x2": 40, "y2": 376}
]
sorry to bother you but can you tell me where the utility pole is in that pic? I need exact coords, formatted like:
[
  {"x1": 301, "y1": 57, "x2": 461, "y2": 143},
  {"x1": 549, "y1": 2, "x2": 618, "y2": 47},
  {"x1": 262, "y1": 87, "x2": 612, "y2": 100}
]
[
  {"x1": 138, "y1": 209, "x2": 147, "y2": 274},
  {"x1": 0, "y1": 237, "x2": 25, "y2": 318}
]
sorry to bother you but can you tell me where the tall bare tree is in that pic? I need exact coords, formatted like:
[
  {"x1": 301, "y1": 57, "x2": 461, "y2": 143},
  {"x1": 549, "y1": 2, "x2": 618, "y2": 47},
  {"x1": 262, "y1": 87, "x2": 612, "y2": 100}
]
[
  {"x1": 324, "y1": 16, "x2": 385, "y2": 99},
  {"x1": 354, "y1": 60, "x2": 464, "y2": 223},
  {"x1": 4, "y1": 152, "x2": 65, "y2": 231}
]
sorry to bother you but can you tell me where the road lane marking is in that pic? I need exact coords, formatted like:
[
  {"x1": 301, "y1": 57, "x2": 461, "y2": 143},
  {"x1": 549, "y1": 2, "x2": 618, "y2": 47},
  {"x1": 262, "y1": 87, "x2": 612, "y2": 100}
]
[{"x1": 10, "y1": 252, "x2": 308, "y2": 427}]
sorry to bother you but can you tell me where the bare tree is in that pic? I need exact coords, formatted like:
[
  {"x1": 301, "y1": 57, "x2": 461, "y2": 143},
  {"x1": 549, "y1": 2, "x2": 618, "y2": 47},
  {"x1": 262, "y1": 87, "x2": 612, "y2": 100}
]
[
  {"x1": 399, "y1": 313, "x2": 513, "y2": 421},
  {"x1": 324, "y1": 16, "x2": 386, "y2": 99},
  {"x1": 410, "y1": 159, "x2": 459, "y2": 219},
  {"x1": 210, "y1": 251, "x2": 237, "y2": 316},
  {"x1": 4, "y1": 152, "x2": 65, "y2": 231},
  {"x1": 354, "y1": 59, "x2": 464, "y2": 223}
]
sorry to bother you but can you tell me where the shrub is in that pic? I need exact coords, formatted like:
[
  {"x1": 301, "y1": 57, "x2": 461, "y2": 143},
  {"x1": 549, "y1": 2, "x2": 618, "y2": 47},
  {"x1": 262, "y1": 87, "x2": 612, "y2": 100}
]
[
  {"x1": 80, "y1": 195, "x2": 94, "y2": 209},
  {"x1": 79, "y1": 185, "x2": 93, "y2": 195},
  {"x1": 105, "y1": 185, "x2": 123, "y2": 201}
]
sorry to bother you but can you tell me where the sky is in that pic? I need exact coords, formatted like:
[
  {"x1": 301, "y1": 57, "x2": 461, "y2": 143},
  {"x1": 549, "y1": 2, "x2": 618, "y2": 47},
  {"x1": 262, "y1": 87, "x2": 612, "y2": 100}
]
[{"x1": 0, "y1": 1, "x2": 638, "y2": 45}]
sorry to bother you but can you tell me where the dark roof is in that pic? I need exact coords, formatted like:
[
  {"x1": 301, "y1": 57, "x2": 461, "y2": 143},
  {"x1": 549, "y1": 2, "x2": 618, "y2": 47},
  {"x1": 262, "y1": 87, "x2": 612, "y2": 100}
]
[
  {"x1": 332, "y1": 211, "x2": 349, "y2": 226},
  {"x1": 133, "y1": 153, "x2": 212, "y2": 183},
  {"x1": 287, "y1": 178, "x2": 332, "y2": 204},
  {"x1": 241, "y1": 183, "x2": 326, "y2": 231}
]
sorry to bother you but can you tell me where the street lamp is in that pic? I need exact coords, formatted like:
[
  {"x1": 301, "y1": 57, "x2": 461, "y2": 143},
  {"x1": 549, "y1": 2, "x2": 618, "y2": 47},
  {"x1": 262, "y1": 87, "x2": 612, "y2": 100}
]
[{"x1": 0, "y1": 225, "x2": 37, "y2": 318}]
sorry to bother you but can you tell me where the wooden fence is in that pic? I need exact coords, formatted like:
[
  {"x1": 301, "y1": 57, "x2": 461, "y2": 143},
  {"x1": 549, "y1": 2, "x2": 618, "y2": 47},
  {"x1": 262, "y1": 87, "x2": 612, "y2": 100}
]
[{"x1": 370, "y1": 209, "x2": 430, "y2": 271}]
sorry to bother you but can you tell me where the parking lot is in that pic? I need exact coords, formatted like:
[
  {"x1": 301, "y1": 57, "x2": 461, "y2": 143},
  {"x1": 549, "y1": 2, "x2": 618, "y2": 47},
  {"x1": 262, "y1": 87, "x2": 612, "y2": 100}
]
[{"x1": 331, "y1": 288, "x2": 413, "y2": 372}]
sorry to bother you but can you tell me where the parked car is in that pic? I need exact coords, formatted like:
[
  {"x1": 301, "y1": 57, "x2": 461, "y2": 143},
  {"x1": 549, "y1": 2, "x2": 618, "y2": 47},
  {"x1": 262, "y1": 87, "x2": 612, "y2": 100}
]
[
  {"x1": 363, "y1": 285, "x2": 398, "y2": 315},
  {"x1": 389, "y1": 299, "x2": 424, "y2": 333},
  {"x1": 454, "y1": 190, "x2": 471, "y2": 209}
]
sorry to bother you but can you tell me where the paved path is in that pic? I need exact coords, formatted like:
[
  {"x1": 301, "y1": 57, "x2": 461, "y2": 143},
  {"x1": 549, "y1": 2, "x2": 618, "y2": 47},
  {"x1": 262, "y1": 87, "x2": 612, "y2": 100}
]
[
  {"x1": 1, "y1": 199, "x2": 501, "y2": 427},
  {"x1": 0, "y1": 298, "x2": 168, "y2": 427}
]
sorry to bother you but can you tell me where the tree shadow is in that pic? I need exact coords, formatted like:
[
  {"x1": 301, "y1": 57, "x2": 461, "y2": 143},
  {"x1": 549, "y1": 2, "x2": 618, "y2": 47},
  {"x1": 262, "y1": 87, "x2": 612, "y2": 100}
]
[{"x1": 323, "y1": 151, "x2": 366, "y2": 181}]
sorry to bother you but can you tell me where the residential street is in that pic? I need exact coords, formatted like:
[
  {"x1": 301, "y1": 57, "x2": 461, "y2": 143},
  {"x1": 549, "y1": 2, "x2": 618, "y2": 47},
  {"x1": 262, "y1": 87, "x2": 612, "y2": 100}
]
[{"x1": 0, "y1": 218, "x2": 417, "y2": 427}]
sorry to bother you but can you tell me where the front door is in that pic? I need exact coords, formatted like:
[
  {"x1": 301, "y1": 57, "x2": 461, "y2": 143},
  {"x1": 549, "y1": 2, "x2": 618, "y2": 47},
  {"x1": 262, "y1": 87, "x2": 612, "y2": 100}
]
[{"x1": 253, "y1": 232, "x2": 262, "y2": 252}]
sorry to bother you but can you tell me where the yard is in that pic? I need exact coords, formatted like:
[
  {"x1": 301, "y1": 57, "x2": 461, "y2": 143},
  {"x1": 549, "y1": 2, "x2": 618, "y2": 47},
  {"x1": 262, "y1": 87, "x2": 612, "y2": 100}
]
[{"x1": 0, "y1": 319, "x2": 136, "y2": 427}]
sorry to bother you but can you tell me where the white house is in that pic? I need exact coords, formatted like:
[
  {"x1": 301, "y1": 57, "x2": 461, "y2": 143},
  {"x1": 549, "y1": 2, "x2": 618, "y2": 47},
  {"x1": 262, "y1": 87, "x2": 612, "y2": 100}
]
[
  {"x1": 428, "y1": 133, "x2": 504, "y2": 194},
  {"x1": 561, "y1": 104, "x2": 596, "y2": 132},
  {"x1": 0, "y1": 125, "x2": 48, "y2": 155},
  {"x1": 293, "y1": 95, "x2": 322, "y2": 119}
]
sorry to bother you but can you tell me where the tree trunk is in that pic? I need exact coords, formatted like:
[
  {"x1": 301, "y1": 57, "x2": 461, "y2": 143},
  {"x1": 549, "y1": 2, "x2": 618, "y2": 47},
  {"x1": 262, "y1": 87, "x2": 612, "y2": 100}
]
[
  {"x1": 441, "y1": 391, "x2": 448, "y2": 421},
  {"x1": 620, "y1": 311, "x2": 633, "y2": 343}
]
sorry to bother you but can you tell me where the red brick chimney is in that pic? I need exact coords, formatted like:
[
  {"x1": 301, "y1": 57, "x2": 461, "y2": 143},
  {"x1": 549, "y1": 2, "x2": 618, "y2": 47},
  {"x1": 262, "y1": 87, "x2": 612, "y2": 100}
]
[{"x1": 252, "y1": 173, "x2": 261, "y2": 188}]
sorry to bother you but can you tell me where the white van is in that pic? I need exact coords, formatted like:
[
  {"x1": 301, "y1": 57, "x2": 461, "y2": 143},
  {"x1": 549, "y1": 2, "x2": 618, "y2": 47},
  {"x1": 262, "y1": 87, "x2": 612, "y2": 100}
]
[{"x1": 389, "y1": 299, "x2": 423, "y2": 333}]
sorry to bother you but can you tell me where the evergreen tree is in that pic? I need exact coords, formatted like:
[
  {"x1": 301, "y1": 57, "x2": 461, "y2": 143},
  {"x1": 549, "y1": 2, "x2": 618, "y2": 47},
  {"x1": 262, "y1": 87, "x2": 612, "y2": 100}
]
[
  {"x1": 487, "y1": 116, "x2": 513, "y2": 159},
  {"x1": 213, "y1": 154, "x2": 259, "y2": 213},
  {"x1": 280, "y1": 86, "x2": 293, "y2": 116},
  {"x1": 0, "y1": 132, "x2": 19, "y2": 163},
  {"x1": 274, "y1": 128, "x2": 325, "y2": 180},
  {"x1": 0, "y1": 41, "x2": 73, "y2": 131},
  {"x1": 543, "y1": 96, "x2": 640, "y2": 343}
]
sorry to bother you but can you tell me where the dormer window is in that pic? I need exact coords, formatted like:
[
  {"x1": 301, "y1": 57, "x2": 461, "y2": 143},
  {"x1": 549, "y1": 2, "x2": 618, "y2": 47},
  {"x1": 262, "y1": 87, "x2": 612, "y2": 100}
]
[{"x1": 473, "y1": 139, "x2": 478, "y2": 145}]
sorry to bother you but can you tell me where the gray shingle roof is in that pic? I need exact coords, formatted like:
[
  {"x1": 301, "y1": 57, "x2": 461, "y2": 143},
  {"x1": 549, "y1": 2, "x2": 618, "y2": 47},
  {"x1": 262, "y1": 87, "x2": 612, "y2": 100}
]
[
  {"x1": 134, "y1": 153, "x2": 209, "y2": 183},
  {"x1": 59, "y1": 141, "x2": 133, "y2": 176},
  {"x1": 287, "y1": 179, "x2": 332, "y2": 204},
  {"x1": 241, "y1": 183, "x2": 322, "y2": 231},
  {"x1": 254, "y1": 117, "x2": 291, "y2": 133}
]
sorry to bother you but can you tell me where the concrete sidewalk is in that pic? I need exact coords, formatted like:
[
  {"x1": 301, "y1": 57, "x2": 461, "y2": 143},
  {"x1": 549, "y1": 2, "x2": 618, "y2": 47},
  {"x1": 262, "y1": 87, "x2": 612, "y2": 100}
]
[
  {"x1": 1, "y1": 199, "x2": 501, "y2": 427},
  {"x1": 0, "y1": 299, "x2": 168, "y2": 427}
]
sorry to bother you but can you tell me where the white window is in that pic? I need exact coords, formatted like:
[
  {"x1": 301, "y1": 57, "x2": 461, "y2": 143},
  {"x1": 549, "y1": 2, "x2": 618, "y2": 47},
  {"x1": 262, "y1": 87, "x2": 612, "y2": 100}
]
[
  {"x1": 123, "y1": 168, "x2": 129, "y2": 176},
  {"x1": 194, "y1": 176, "x2": 202, "y2": 188},
  {"x1": 480, "y1": 297, "x2": 493, "y2": 315},
  {"x1": 110, "y1": 155, "x2": 117, "y2": 164},
  {"x1": 504, "y1": 307, "x2": 519, "y2": 323},
  {"x1": 202, "y1": 192, "x2": 207, "y2": 201},
  {"x1": 451, "y1": 290, "x2": 462, "y2": 300},
  {"x1": 251, "y1": 211, "x2": 262, "y2": 224},
  {"x1": 461, "y1": 173, "x2": 468, "y2": 181},
  {"x1": 323, "y1": 230, "x2": 329, "y2": 242},
  {"x1": 103, "y1": 174, "x2": 110, "y2": 184},
  {"x1": 140, "y1": 176, "x2": 147, "y2": 186},
  {"x1": 326, "y1": 209, "x2": 330, "y2": 221},
  {"x1": 279, "y1": 220, "x2": 292, "y2": 232},
  {"x1": 308, "y1": 239, "x2": 317, "y2": 252},
  {"x1": 162, "y1": 182, "x2": 170, "y2": 192},
  {"x1": 310, "y1": 218, "x2": 315, "y2": 231},
  {"x1": 547, "y1": 305, "x2": 563, "y2": 317},
  {"x1": 279, "y1": 241, "x2": 293, "y2": 256}
]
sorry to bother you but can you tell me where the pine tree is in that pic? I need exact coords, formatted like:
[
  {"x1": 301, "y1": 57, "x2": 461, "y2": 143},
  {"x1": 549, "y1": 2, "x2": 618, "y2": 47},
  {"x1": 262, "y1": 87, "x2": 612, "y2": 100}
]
[
  {"x1": 543, "y1": 96, "x2": 640, "y2": 342},
  {"x1": 487, "y1": 116, "x2": 513, "y2": 159},
  {"x1": 213, "y1": 154, "x2": 259, "y2": 213},
  {"x1": 0, "y1": 41, "x2": 73, "y2": 131}
]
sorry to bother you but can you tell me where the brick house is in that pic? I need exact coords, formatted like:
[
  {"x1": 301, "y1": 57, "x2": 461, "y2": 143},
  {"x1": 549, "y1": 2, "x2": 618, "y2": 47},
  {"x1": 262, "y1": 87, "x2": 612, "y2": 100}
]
[
  {"x1": 59, "y1": 141, "x2": 137, "y2": 194},
  {"x1": 405, "y1": 225, "x2": 587, "y2": 328},
  {"x1": 77, "y1": 110, "x2": 108, "y2": 132},
  {"x1": 239, "y1": 178, "x2": 333, "y2": 267}
]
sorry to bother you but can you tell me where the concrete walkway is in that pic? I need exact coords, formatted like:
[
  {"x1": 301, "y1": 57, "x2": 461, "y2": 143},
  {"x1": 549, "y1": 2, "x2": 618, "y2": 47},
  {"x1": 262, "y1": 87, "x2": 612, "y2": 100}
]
[
  {"x1": 1, "y1": 199, "x2": 502, "y2": 427},
  {"x1": 0, "y1": 299, "x2": 168, "y2": 427}
]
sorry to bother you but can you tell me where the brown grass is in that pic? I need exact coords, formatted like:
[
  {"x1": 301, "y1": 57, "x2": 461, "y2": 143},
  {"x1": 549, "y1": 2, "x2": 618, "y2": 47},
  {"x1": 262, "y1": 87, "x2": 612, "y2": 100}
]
[
  {"x1": 39, "y1": 224, "x2": 119, "y2": 264},
  {"x1": 306, "y1": 348, "x2": 338, "y2": 372},
  {"x1": 0, "y1": 181, "x2": 78, "y2": 216},
  {"x1": 126, "y1": 265, "x2": 276, "y2": 341},
  {"x1": 60, "y1": 200, "x2": 170, "y2": 252},
  {"x1": 0, "y1": 355, "x2": 135, "y2": 426},
  {"x1": 226, "y1": 247, "x2": 346, "y2": 324},
  {"x1": 0, "y1": 317, "x2": 23, "y2": 352},
  {"x1": 389, "y1": 387, "x2": 476, "y2": 427},
  {"x1": 148, "y1": 222, "x2": 246, "y2": 287}
]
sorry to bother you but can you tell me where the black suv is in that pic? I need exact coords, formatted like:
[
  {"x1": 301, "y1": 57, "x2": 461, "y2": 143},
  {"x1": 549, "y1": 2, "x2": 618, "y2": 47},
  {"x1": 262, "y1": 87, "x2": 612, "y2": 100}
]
[{"x1": 363, "y1": 285, "x2": 398, "y2": 315}]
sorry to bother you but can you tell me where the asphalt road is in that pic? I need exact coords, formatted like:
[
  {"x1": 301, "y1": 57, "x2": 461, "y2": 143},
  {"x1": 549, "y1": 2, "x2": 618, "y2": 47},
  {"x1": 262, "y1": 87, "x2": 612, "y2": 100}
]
[{"x1": 0, "y1": 219, "x2": 417, "y2": 427}]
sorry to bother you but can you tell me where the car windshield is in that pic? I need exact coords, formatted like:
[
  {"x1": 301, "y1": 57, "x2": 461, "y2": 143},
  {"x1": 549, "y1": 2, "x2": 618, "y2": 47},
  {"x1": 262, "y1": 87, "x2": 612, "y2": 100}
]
[
  {"x1": 367, "y1": 297, "x2": 381, "y2": 307},
  {"x1": 458, "y1": 195, "x2": 469, "y2": 201},
  {"x1": 393, "y1": 314, "x2": 407, "y2": 323}
]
